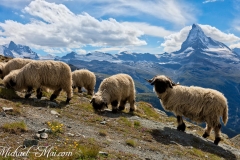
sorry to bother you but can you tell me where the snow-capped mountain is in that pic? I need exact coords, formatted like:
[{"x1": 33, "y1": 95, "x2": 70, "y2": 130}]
[
  {"x1": 173, "y1": 24, "x2": 239, "y2": 63},
  {"x1": 0, "y1": 41, "x2": 39, "y2": 59}
]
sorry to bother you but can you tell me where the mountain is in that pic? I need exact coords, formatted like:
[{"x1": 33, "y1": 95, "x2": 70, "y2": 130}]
[
  {"x1": 233, "y1": 48, "x2": 240, "y2": 55},
  {"x1": 0, "y1": 41, "x2": 39, "y2": 59},
  {"x1": 173, "y1": 24, "x2": 239, "y2": 63}
]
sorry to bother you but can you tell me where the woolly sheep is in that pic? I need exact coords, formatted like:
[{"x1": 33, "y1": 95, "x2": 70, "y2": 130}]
[
  {"x1": 72, "y1": 69, "x2": 96, "y2": 95},
  {"x1": 3, "y1": 60, "x2": 73, "y2": 103},
  {"x1": 90, "y1": 73, "x2": 136, "y2": 113},
  {"x1": 147, "y1": 75, "x2": 228, "y2": 145},
  {"x1": 0, "y1": 58, "x2": 33, "y2": 79}
]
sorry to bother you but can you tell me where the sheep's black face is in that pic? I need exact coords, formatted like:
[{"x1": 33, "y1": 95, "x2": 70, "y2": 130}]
[
  {"x1": 148, "y1": 75, "x2": 174, "y2": 94},
  {"x1": 90, "y1": 98, "x2": 107, "y2": 110},
  {"x1": 5, "y1": 79, "x2": 16, "y2": 89}
]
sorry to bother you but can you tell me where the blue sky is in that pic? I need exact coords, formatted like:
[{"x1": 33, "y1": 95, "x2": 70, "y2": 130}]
[{"x1": 0, "y1": 0, "x2": 240, "y2": 56}]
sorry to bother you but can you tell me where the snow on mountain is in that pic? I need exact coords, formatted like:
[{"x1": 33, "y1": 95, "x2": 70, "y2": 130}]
[
  {"x1": 0, "y1": 41, "x2": 39, "y2": 59},
  {"x1": 174, "y1": 24, "x2": 239, "y2": 63}
]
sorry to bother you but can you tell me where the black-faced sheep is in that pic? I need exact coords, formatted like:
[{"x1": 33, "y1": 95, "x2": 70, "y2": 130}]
[
  {"x1": 0, "y1": 58, "x2": 33, "y2": 79},
  {"x1": 90, "y1": 73, "x2": 136, "y2": 113},
  {"x1": 3, "y1": 60, "x2": 73, "y2": 103},
  {"x1": 72, "y1": 69, "x2": 96, "y2": 95},
  {"x1": 147, "y1": 75, "x2": 228, "y2": 145}
]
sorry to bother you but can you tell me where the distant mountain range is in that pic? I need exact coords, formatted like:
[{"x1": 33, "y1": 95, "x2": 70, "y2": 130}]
[{"x1": 1, "y1": 24, "x2": 240, "y2": 138}]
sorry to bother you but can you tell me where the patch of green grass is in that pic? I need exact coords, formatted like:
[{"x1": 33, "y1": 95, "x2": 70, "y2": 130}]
[
  {"x1": 0, "y1": 88, "x2": 20, "y2": 99},
  {"x1": 78, "y1": 144, "x2": 100, "y2": 159},
  {"x1": 134, "y1": 121, "x2": 141, "y2": 128},
  {"x1": 134, "y1": 102, "x2": 161, "y2": 121},
  {"x1": 119, "y1": 117, "x2": 132, "y2": 127},
  {"x1": 2, "y1": 121, "x2": 27, "y2": 133},
  {"x1": 99, "y1": 129, "x2": 108, "y2": 137},
  {"x1": 126, "y1": 139, "x2": 137, "y2": 147}
]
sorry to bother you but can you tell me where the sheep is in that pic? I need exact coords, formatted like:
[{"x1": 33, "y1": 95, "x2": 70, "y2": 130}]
[
  {"x1": 90, "y1": 73, "x2": 136, "y2": 113},
  {"x1": 0, "y1": 58, "x2": 33, "y2": 79},
  {"x1": 3, "y1": 60, "x2": 73, "y2": 103},
  {"x1": 72, "y1": 69, "x2": 96, "y2": 95},
  {"x1": 147, "y1": 75, "x2": 228, "y2": 145}
]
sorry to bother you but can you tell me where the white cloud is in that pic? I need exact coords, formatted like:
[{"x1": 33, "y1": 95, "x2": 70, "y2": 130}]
[
  {"x1": 203, "y1": 0, "x2": 224, "y2": 3},
  {"x1": 0, "y1": 0, "x2": 146, "y2": 54},
  {"x1": 161, "y1": 24, "x2": 240, "y2": 53},
  {"x1": 121, "y1": 22, "x2": 174, "y2": 38},
  {"x1": 81, "y1": 0, "x2": 196, "y2": 26}
]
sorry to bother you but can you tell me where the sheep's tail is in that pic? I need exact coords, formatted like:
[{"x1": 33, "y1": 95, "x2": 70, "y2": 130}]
[{"x1": 222, "y1": 105, "x2": 228, "y2": 125}]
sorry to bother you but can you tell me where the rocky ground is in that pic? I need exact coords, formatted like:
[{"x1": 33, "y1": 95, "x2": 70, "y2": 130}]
[{"x1": 0, "y1": 86, "x2": 240, "y2": 160}]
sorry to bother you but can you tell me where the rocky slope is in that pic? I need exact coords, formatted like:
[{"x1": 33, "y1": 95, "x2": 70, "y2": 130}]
[{"x1": 0, "y1": 83, "x2": 240, "y2": 160}]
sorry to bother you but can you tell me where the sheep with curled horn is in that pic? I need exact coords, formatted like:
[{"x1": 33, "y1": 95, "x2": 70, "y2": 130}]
[
  {"x1": 3, "y1": 60, "x2": 73, "y2": 103},
  {"x1": 146, "y1": 75, "x2": 228, "y2": 145},
  {"x1": 90, "y1": 73, "x2": 136, "y2": 113}
]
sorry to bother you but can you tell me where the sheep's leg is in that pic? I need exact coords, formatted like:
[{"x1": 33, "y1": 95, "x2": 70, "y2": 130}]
[
  {"x1": 202, "y1": 124, "x2": 212, "y2": 138},
  {"x1": 78, "y1": 87, "x2": 82, "y2": 93},
  {"x1": 50, "y1": 88, "x2": 62, "y2": 101},
  {"x1": 36, "y1": 88, "x2": 43, "y2": 99},
  {"x1": 213, "y1": 124, "x2": 222, "y2": 145},
  {"x1": 119, "y1": 100, "x2": 127, "y2": 111},
  {"x1": 25, "y1": 86, "x2": 33, "y2": 99},
  {"x1": 87, "y1": 89, "x2": 94, "y2": 96},
  {"x1": 177, "y1": 116, "x2": 186, "y2": 132},
  {"x1": 129, "y1": 100, "x2": 136, "y2": 112},
  {"x1": 111, "y1": 100, "x2": 118, "y2": 113}
]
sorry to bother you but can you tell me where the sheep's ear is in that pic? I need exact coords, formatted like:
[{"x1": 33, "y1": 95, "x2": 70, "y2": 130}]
[
  {"x1": 154, "y1": 79, "x2": 170, "y2": 93},
  {"x1": 90, "y1": 98, "x2": 94, "y2": 104},
  {"x1": 0, "y1": 69, "x2": 2, "y2": 74},
  {"x1": 146, "y1": 78, "x2": 156, "y2": 85},
  {"x1": 9, "y1": 79, "x2": 16, "y2": 87}
]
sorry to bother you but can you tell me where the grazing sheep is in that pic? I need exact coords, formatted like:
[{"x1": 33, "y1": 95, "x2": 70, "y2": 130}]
[
  {"x1": 0, "y1": 58, "x2": 33, "y2": 79},
  {"x1": 90, "y1": 73, "x2": 136, "y2": 113},
  {"x1": 72, "y1": 69, "x2": 96, "y2": 95},
  {"x1": 3, "y1": 60, "x2": 73, "y2": 103},
  {"x1": 147, "y1": 75, "x2": 228, "y2": 145}
]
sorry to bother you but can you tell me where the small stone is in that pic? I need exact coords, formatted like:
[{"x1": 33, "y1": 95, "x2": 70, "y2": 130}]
[
  {"x1": 66, "y1": 133, "x2": 75, "y2": 137},
  {"x1": 100, "y1": 119, "x2": 106, "y2": 125},
  {"x1": 50, "y1": 110, "x2": 60, "y2": 116},
  {"x1": 2, "y1": 107, "x2": 13, "y2": 112},
  {"x1": 40, "y1": 133, "x2": 48, "y2": 139},
  {"x1": 99, "y1": 151, "x2": 108, "y2": 156},
  {"x1": 34, "y1": 134, "x2": 41, "y2": 139},
  {"x1": 23, "y1": 139, "x2": 38, "y2": 147},
  {"x1": 0, "y1": 112, "x2": 6, "y2": 117},
  {"x1": 38, "y1": 128, "x2": 51, "y2": 133}
]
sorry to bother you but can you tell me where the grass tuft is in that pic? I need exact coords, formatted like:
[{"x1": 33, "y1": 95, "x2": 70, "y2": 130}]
[
  {"x1": 0, "y1": 87, "x2": 20, "y2": 99},
  {"x1": 126, "y1": 139, "x2": 137, "y2": 147},
  {"x1": 2, "y1": 121, "x2": 27, "y2": 133}
]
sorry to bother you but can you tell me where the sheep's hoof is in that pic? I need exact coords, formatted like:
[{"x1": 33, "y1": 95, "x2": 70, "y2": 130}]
[
  {"x1": 25, "y1": 93, "x2": 31, "y2": 99},
  {"x1": 214, "y1": 137, "x2": 221, "y2": 145},
  {"x1": 129, "y1": 108, "x2": 135, "y2": 112},
  {"x1": 202, "y1": 132, "x2": 209, "y2": 138},
  {"x1": 177, "y1": 123, "x2": 186, "y2": 132},
  {"x1": 66, "y1": 98, "x2": 71, "y2": 104},
  {"x1": 112, "y1": 108, "x2": 118, "y2": 113},
  {"x1": 118, "y1": 106, "x2": 125, "y2": 111},
  {"x1": 50, "y1": 94, "x2": 57, "y2": 101},
  {"x1": 37, "y1": 93, "x2": 42, "y2": 99}
]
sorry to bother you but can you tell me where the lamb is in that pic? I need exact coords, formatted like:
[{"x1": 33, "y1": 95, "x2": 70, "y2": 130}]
[
  {"x1": 0, "y1": 58, "x2": 33, "y2": 79},
  {"x1": 3, "y1": 60, "x2": 73, "y2": 103},
  {"x1": 72, "y1": 69, "x2": 96, "y2": 95},
  {"x1": 147, "y1": 75, "x2": 228, "y2": 145},
  {"x1": 90, "y1": 73, "x2": 136, "y2": 113}
]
